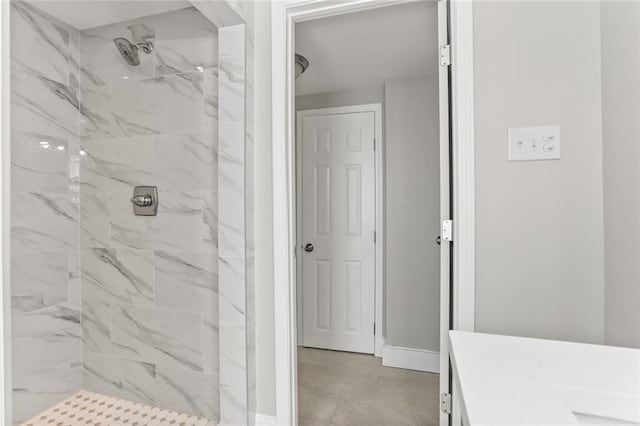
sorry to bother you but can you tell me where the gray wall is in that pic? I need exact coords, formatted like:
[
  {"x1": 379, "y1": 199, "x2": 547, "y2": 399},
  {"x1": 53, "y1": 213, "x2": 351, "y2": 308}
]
[
  {"x1": 474, "y1": 1, "x2": 605, "y2": 344},
  {"x1": 384, "y1": 76, "x2": 440, "y2": 351},
  {"x1": 602, "y1": 1, "x2": 640, "y2": 349}
]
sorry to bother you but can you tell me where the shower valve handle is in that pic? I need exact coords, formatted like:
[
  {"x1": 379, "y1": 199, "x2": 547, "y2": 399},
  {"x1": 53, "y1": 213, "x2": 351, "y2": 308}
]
[{"x1": 130, "y1": 194, "x2": 153, "y2": 207}]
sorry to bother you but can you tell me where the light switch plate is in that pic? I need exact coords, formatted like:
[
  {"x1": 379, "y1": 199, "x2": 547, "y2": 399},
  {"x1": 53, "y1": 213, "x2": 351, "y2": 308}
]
[{"x1": 508, "y1": 125, "x2": 561, "y2": 161}]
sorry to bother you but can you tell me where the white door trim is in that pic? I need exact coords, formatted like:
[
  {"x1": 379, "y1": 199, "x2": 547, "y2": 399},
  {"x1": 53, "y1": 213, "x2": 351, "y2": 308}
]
[
  {"x1": 296, "y1": 104, "x2": 384, "y2": 357},
  {"x1": 272, "y1": 1, "x2": 476, "y2": 425}
]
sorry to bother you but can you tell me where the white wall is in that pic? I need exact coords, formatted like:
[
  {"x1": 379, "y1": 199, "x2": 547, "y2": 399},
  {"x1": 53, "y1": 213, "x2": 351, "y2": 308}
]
[
  {"x1": 384, "y1": 76, "x2": 440, "y2": 351},
  {"x1": 473, "y1": 1, "x2": 605, "y2": 344},
  {"x1": 602, "y1": 1, "x2": 640, "y2": 349}
]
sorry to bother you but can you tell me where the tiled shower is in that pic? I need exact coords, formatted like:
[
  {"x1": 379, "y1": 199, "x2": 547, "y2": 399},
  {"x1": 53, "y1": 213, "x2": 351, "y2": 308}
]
[{"x1": 8, "y1": 0, "x2": 255, "y2": 424}]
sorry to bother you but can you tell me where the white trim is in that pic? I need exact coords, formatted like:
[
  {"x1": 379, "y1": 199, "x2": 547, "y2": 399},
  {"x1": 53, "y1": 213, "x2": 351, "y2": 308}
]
[
  {"x1": 254, "y1": 413, "x2": 277, "y2": 426},
  {"x1": 272, "y1": 1, "x2": 476, "y2": 425},
  {"x1": 448, "y1": 3, "x2": 475, "y2": 424},
  {"x1": 1, "y1": 0, "x2": 11, "y2": 423},
  {"x1": 382, "y1": 345, "x2": 440, "y2": 374},
  {"x1": 450, "y1": 0, "x2": 475, "y2": 335},
  {"x1": 295, "y1": 104, "x2": 384, "y2": 357},
  {"x1": 436, "y1": 3, "x2": 453, "y2": 424}
]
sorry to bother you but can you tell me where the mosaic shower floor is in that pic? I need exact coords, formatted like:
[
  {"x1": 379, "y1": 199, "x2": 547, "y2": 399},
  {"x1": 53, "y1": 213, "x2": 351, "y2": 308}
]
[{"x1": 22, "y1": 390, "x2": 217, "y2": 426}]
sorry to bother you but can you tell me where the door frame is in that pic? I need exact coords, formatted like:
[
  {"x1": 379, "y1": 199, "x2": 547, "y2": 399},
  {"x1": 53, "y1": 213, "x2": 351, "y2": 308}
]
[
  {"x1": 272, "y1": 0, "x2": 476, "y2": 425},
  {"x1": 295, "y1": 104, "x2": 384, "y2": 356}
]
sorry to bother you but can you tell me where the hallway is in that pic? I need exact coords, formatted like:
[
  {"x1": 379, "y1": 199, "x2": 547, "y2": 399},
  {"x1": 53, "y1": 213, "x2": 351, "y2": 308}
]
[{"x1": 298, "y1": 348, "x2": 439, "y2": 426}]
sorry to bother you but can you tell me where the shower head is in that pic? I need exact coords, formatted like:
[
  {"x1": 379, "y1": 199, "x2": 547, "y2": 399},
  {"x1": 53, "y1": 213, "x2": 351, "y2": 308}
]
[{"x1": 113, "y1": 37, "x2": 153, "y2": 67}]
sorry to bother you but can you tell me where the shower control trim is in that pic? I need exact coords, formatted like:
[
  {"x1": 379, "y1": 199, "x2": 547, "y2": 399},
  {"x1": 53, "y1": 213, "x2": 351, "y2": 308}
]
[{"x1": 131, "y1": 186, "x2": 158, "y2": 216}]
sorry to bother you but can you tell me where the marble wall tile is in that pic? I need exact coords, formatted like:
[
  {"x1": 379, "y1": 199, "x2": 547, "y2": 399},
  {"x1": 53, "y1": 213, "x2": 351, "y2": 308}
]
[
  {"x1": 202, "y1": 191, "x2": 219, "y2": 252},
  {"x1": 11, "y1": 192, "x2": 79, "y2": 252},
  {"x1": 81, "y1": 248, "x2": 154, "y2": 306},
  {"x1": 11, "y1": 250, "x2": 68, "y2": 314},
  {"x1": 81, "y1": 300, "x2": 111, "y2": 353},
  {"x1": 202, "y1": 315, "x2": 219, "y2": 375},
  {"x1": 11, "y1": 59, "x2": 80, "y2": 140},
  {"x1": 151, "y1": 191, "x2": 206, "y2": 251},
  {"x1": 13, "y1": 366, "x2": 81, "y2": 425},
  {"x1": 79, "y1": 85, "x2": 111, "y2": 141},
  {"x1": 155, "y1": 366, "x2": 219, "y2": 419},
  {"x1": 154, "y1": 132, "x2": 217, "y2": 191},
  {"x1": 11, "y1": 131, "x2": 73, "y2": 193},
  {"x1": 219, "y1": 385, "x2": 247, "y2": 426},
  {"x1": 219, "y1": 322, "x2": 246, "y2": 390},
  {"x1": 219, "y1": 257, "x2": 245, "y2": 324},
  {"x1": 217, "y1": 24, "x2": 248, "y2": 425},
  {"x1": 67, "y1": 250, "x2": 81, "y2": 310},
  {"x1": 156, "y1": 40, "x2": 217, "y2": 77},
  {"x1": 12, "y1": 305, "x2": 81, "y2": 379},
  {"x1": 203, "y1": 68, "x2": 219, "y2": 136},
  {"x1": 218, "y1": 190, "x2": 244, "y2": 258},
  {"x1": 219, "y1": 121, "x2": 244, "y2": 192},
  {"x1": 111, "y1": 72, "x2": 204, "y2": 137},
  {"x1": 152, "y1": 7, "x2": 218, "y2": 76},
  {"x1": 79, "y1": 137, "x2": 154, "y2": 194},
  {"x1": 10, "y1": 1, "x2": 70, "y2": 86},
  {"x1": 80, "y1": 193, "x2": 111, "y2": 248},
  {"x1": 218, "y1": 25, "x2": 245, "y2": 123},
  {"x1": 109, "y1": 193, "x2": 155, "y2": 249},
  {"x1": 111, "y1": 304, "x2": 204, "y2": 372},
  {"x1": 155, "y1": 251, "x2": 218, "y2": 313},
  {"x1": 83, "y1": 351, "x2": 157, "y2": 406}
]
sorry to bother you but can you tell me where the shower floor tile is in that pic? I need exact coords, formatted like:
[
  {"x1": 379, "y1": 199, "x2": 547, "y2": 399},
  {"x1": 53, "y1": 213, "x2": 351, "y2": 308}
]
[{"x1": 21, "y1": 390, "x2": 217, "y2": 426}]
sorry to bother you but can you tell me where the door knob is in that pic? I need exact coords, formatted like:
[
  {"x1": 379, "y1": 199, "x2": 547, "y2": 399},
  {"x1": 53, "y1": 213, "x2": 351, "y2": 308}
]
[
  {"x1": 304, "y1": 243, "x2": 314, "y2": 253},
  {"x1": 436, "y1": 236, "x2": 442, "y2": 245}
]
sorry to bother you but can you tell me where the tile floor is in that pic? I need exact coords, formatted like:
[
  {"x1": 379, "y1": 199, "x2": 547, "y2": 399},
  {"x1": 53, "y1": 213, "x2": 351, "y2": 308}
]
[
  {"x1": 21, "y1": 390, "x2": 216, "y2": 426},
  {"x1": 298, "y1": 347, "x2": 440, "y2": 426}
]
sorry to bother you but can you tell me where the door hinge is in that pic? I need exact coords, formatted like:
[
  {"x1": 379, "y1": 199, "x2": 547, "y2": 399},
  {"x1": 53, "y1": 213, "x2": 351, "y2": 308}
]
[
  {"x1": 440, "y1": 44, "x2": 451, "y2": 66},
  {"x1": 442, "y1": 220, "x2": 453, "y2": 242},
  {"x1": 440, "y1": 393, "x2": 452, "y2": 414}
]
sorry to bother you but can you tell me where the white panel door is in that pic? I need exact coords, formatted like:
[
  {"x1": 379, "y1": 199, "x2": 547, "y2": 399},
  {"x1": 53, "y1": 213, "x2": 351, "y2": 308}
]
[{"x1": 300, "y1": 111, "x2": 375, "y2": 354}]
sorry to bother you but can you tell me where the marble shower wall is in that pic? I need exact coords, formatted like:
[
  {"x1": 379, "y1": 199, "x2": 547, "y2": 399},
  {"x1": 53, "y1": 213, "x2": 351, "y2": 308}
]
[
  {"x1": 78, "y1": 8, "x2": 221, "y2": 420},
  {"x1": 218, "y1": 24, "x2": 248, "y2": 426},
  {"x1": 10, "y1": 1, "x2": 82, "y2": 423}
]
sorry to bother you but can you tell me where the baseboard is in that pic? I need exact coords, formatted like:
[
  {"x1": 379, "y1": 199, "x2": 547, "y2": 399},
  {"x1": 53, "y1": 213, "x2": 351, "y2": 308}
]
[
  {"x1": 382, "y1": 344, "x2": 440, "y2": 373},
  {"x1": 254, "y1": 413, "x2": 277, "y2": 426}
]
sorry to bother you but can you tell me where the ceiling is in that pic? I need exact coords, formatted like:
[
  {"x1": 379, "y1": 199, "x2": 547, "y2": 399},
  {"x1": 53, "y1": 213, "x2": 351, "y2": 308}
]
[
  {"x1": 30, "y1": 1, "x2": 190, "y2": 30},
  {"x1": 295, "y1": 1, "x2": 439, "y2": 96}
]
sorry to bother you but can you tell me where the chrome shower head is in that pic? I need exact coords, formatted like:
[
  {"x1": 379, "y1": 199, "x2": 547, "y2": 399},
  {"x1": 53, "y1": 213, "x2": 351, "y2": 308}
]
[{"x1": 113, "y1": 37, "x2": 153, "y2": 67}]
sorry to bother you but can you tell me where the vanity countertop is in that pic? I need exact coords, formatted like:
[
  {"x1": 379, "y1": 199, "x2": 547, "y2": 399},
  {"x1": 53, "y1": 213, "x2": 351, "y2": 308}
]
[{"x1": 449, "y1": 331, "x2": 640, "y2": 425}]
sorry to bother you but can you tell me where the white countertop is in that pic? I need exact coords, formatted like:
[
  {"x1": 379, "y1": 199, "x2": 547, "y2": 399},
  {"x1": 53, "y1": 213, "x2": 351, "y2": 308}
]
[{"x1": 449, "y1": 331, "x2": 640, "y2": 425}]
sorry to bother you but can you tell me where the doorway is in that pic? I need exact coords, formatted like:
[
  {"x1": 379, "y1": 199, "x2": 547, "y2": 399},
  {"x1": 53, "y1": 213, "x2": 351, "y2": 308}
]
[
  {"x1": 293, "y1": 2, "x2": 443, "y2": 424},
  {"x1": 271, "y1": 0, "x2": 476, "y2": 425}
]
